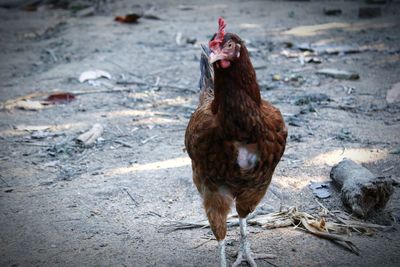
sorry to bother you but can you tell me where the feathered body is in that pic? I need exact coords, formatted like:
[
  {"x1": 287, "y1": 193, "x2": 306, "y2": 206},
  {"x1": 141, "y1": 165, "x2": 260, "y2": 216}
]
[{"x1": 185, "y1": 19, "x2": 287, "y2": 266}]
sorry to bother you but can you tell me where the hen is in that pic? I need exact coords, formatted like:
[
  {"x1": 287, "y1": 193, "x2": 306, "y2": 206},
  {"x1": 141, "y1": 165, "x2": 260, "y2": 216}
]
[{"x1": 185, "y1": 18, "x2": 287, "y2": 267}]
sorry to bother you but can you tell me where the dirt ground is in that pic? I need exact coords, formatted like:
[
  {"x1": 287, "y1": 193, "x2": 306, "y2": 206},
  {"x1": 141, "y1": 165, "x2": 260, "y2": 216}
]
[{"x1": 0, "y1": 0, "x2": 400, "y2": 266}]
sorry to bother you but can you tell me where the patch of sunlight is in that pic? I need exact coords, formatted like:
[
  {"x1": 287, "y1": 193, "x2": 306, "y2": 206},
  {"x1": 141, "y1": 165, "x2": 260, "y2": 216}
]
[
  {"x1": 284, "y1": 21, "x2": 397, "y2": 37},
  {"x1": 131, "y1": 117, "x2": 180, "y2": 125},
  {"x1": 0, "y1": 122, "x2": 87, "y2": 137},
  {"x1": 272, "y1": 174, "x2": 326, "y2": 192},
  {"x1": 155, "y1": 96, "x2": 191, "y2": 107},
  {"x1": 107, "y1": 156, "x2": 191, "y2": 175},
  {"x1": 313, "y1": 37, "x2": 345, "y2": 46},
  {"x1": 106, "y1": 109, "x2": 152, "y2": 118},
  {"x1": 307, "y1": 148, "x2": 389, "y2": 167},
  {"x1": 284, "y1": 22, "x2": 349, "y2": 36},
  {"x1": 239, "y1": 23, "x2": 261, "y2": 29}
]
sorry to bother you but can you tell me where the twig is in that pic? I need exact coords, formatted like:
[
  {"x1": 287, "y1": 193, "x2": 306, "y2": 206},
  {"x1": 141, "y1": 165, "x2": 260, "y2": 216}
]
[
  {"x1": 114, "y1": 140, "x2": 134, "y2": 148},
  {"x1": 147, "y1": 65, "x2": 179, "y2": 76},
  {"x1": 117, "y1": 80, "x2": 197, "y2": 93},
  {"x1": 147, "y1": 211, "x2": 162, "y2": 217},
  {"x1": 191, "y1": 238, "x2": 214, "y2": 249},
  {"x1": 0, "y1": 176, "x2": 10, "y2": 187},
  {"x1": 382, "y1": 166, "x2": 394, "y2": 173},
  {"x1": 71, "y1": 88, "x2": 133, "y2": 95},
  {"x1": 123, "y1": 188, "x2": 139, "y2": 206},
  {"x1": 107, "y1": 60, "x2": 142, "y2": 78},
  {"x1": 45, "y1": 49, "x2": 58, "y2": 62},
  {"x1": 263, "y1": 259, "x2": 279, "y2": 267},
  {"x1": 141, "y1": 135, "x2": 158, "y2": 145}
]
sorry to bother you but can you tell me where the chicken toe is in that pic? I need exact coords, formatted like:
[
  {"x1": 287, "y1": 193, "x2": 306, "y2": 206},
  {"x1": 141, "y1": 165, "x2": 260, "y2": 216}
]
[{"x1": 232, "y1": 218, "x2": 276, "y2": 267}]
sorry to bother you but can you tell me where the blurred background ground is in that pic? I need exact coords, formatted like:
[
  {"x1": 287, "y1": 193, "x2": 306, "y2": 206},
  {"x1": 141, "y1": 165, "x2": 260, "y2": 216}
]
[{"x1": 0, "y1": 0, "x2": 399, "y2": 266}]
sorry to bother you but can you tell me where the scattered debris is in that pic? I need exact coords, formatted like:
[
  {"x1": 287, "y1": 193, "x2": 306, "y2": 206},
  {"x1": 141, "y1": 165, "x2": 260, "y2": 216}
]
[
  {"x1": 76, "y1": 124, "x2": 104, "y2": 147},
  {"x1": 335, "y1": 128, "x2": 357, "y2": 142},
  {"x1": 45, "y1": 92, "x2": 76, "y2": 104},
  {"x1": 309, "y1": 181, "x2": 331, "y2": 199},
  {"x1": 123, "y1": 188, "x2": 139, "y2": 206},
  {"x1": 115, "y1": 13, "x2": 141, "y2": 23},
  {"x1": 143, "y1": 14, "x2": 161, "y2": 20},
  {"x1": 317, "y1": 68, "x2": 360, "y2": 80},
  {"x1": 390, "y1": 147, "x2": 400, "y2": 155},
  {"x1": 272, "y1": 74, "x2": 281, "y2": 81},
  {"x1": 15, "y1": 125, "x2": 50, "y2": 132},
  {"x1": 114, "y1": 140, "x2": 134, "y2": 148},
  {"x1": 175, "y1": 32, "x2": 197, "y2": 46},
  {"x1": 386, "y1": 82, "x2": 400, "y2": 104},
  {"x1": 290, "y1": 134, "x2": 303, "y2": 142},
  {"x1": 304, "y1": 56, "x2": 322, "y2": 64},
  {"x1": 323, "y1": 8, "x2": 342, "y2": 16},
  {"x1": 178, "y1": 5, "x2": 195, "y2": 11},
  {"x1": 140, "y1": 135, "x2": 158, "y2": 145},
  {"x1": 299, "y1": 104, "x2": 317, "y2": 114},
  {"x1": 164, "y1": 206, "x2": 391, "y2": 255},
  {"x1": 330, "y1": 158, "x2": 394, "y2": 217},
  {"x1": 76, "y1": 6, "x2": 96, "y2": 17},
  {"x1": 79, "y1": 70, "x2": 111, "y2": 83},
  {"x1": 12, "y1": 99, "x2": 46, "y2": 111},
  {"x1": 358, "y1": 7, "x2": 382, "y2": 19},
  {"x1": 286, "y1": 115, "x2": 304, "y2": 127},
  {"x1": 294, "y1": 93, "x2": 331, "y2": 106}
]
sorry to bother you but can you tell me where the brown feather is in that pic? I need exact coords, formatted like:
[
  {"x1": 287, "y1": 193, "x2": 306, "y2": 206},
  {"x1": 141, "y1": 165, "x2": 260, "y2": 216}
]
[{"x1": 185, "y1": 33, "x2": 287, "y2": 241}]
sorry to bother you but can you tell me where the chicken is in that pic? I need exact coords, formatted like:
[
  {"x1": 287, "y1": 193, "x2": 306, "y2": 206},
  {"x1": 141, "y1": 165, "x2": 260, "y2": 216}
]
[{"x1": 185, "y1": 18, "x2": 287, "y2": 267}]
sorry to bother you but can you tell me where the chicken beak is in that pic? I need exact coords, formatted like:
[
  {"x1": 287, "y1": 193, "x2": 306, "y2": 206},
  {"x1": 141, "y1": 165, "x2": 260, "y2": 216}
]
[{"x1": 209, "y1": 52, "x2": 227, "y2": 64}]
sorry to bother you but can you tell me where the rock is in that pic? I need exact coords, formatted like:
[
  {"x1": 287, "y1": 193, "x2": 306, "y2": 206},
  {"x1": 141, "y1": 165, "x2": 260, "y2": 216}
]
[
  {"x1": 309, "y1": 181, "x2": 331, "y2": 199},
  {"x1": 272, "y1": 74, "x2": 281, "y2": 81},
  {"x1": 330, "y1": 158, "x2": 394, "y2": 217},
  {"x1": 317, "y1": 68, "x2": 360, "y2": 80},
  {"x1": 386, "y1": 82, "x2": 400, "y2": 104},
  {"x1": 323, "y1": 8, "x2": 342, "y2": 16},
  {"x1": 358, "y1": 7, "x2": 382, "y2": 19}
]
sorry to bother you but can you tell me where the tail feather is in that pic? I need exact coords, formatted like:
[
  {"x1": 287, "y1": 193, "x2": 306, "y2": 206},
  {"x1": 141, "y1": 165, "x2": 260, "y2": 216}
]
[
  {"x1": 198, "y1": 44, "x2": 214, "y2": 104},
  {"x1": 199, "y1": 44, "x2": 214, "y2": 91}
]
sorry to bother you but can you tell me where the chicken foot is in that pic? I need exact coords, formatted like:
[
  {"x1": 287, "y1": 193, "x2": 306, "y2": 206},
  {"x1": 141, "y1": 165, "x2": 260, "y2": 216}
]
[{"x1": 232, "y1": 218, "x2": 276, "y2": 267}]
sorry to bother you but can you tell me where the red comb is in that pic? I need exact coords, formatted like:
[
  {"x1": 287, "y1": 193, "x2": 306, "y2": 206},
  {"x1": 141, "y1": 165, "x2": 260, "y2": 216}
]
[{"x1": 209, "y1": 17, "x2": 226, "y2": 50}]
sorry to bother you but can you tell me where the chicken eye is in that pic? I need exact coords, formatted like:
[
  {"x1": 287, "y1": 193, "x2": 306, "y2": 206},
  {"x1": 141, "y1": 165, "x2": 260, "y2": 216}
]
[{"x1": 227, "y1": 42, "x2": 233, "y2": 49}]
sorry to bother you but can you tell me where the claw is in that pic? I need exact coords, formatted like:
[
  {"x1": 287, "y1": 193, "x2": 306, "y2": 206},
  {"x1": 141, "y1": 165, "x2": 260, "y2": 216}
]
[{"x1": 232, "y1": 251, "x2": 276, "y2": 267}]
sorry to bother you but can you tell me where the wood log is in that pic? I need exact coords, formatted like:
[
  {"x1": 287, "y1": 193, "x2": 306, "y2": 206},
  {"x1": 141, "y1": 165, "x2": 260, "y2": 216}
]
[
  {"x1": 330, "y1": 158, "x2": 393, "y2": 217},
  {"x1": 76, "y1": 124, "x2": 103, "y2": 147}
]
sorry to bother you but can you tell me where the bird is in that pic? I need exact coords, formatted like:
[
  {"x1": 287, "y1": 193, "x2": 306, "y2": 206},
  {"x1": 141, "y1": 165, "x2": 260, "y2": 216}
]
[{"x1": 185, "y1": 18, "x2": 287, "y2": 267}]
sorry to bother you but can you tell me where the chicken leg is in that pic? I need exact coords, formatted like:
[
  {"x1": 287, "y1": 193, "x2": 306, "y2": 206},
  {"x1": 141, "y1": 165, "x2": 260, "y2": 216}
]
[
  {"x1": 232, "y1": 218, "x2": 276, "y2": 267},
  {"x1": 219, "y1": 239, "x2": 227, "y2": 267}
]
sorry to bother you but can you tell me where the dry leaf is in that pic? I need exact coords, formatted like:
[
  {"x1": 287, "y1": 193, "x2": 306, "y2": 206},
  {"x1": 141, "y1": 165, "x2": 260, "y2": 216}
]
[
  {"x1": 79, "y1": 70, "x2": 111, "y2": 83},
  {"x1": 115, "y1": 14, "x2": 141, "y2": 23},
  {"x1": 45, "y1": 92, "x2": 76, "y2": 104}
]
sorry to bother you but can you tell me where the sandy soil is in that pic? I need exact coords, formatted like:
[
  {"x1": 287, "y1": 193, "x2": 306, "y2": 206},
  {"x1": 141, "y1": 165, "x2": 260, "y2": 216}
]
[{"x1": 0, "y1": 0, "x2": 399, "y2": 266}]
